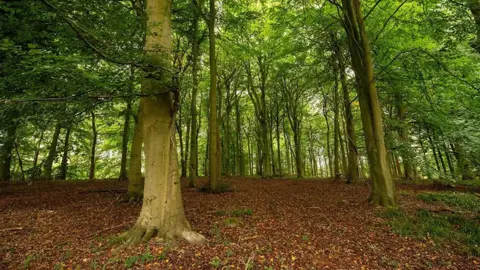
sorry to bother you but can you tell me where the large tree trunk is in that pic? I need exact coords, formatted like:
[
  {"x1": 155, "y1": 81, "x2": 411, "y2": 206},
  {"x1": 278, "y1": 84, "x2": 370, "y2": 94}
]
[
  {"x1": 42, "y1": 122, "x2": 61, "y2": 179},
  {"x1": 58, "y1": 127, "x2": 71, "y2": 180},
  {"x1": 188, "y1": 6, "x2": 200, "y2": 186},
  {"x1": 341, "y1": 0, "x2": 395, "y2": 206},
  {"x1": 123, "y1": 102, "x2": 144, "y2": 202},
  {"x1": 207, "y1": 0, "x2": 220, "y2": 192},
  {"x1": 0, "y1": 119, "x2": 17, "y2": 181},
  {"x1": 120, "y1": 0, "x2": 205, "y2": 245},
  {"x1": 119, "y1": 99, "x2": 132, "y2": 181},
  {"x1": 258, "y1": 57, "x2": 272, "y2": 178},
  {"x1": 89, "y1": 112, "x2": 97, "y2": 180}
]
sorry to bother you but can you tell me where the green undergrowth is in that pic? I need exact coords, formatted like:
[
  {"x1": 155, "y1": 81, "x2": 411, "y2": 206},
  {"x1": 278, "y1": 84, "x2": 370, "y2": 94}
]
[
  {"x1": 380, "y1": 200, "x2": 480, "y2": 255},
  {"x1": 417, "y1": 191, "x2": 480, "y2": 212}
]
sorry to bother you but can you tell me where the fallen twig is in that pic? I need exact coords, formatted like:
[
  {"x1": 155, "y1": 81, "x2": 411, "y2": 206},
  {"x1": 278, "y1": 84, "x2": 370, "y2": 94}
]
[
  {"x1": 0, "y1": 227, "x2": 23, "y2": 232},
  {"x1": 240, "y1": 235, "x2": 263, "y2": 241}
]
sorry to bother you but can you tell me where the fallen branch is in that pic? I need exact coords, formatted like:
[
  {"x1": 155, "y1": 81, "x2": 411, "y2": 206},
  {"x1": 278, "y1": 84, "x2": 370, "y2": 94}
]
[
  {"x1": 239, "y1": 235, "x2": 263, "y2": 241},
  {"x1": 0, "y1": 227, "x2": 23, "y2": 232}
]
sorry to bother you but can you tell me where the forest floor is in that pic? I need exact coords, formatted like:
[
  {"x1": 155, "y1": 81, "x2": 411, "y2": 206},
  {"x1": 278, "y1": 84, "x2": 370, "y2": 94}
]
[{"x1": 1, "y1": 178, "x2": 479, "y2": 269}]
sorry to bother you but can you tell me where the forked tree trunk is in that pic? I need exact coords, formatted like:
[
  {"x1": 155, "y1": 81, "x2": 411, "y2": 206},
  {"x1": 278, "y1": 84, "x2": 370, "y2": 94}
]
[
  {"x1": 43, "y1": 122, "x2": 61, "y2": 179},
  {"x1": 120, "y1": 0, "x2": 205, "y2": 245},
  {"x1": 341, "y1": 0, "x2": 395, "y2": 206},
  {"x1": 59, "y1": 127, "x2": 71, "y2": 180}
]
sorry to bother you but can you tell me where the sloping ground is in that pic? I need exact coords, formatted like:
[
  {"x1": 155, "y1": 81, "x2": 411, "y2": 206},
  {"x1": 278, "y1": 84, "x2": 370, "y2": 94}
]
[{"x1": 0, "y1": 178, "x2": 477, "y2": 269}]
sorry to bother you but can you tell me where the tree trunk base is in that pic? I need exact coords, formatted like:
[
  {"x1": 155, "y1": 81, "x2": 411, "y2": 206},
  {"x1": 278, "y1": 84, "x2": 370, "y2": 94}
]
[
  {"x1": 119, "y1": 192, "x2": 143, "y2": 203},
  {"x1": 369, "y1": 193, "x2": 396, "y2": 207},
  {"x1": 118, "y1": 223, "x2": 206, "y2": 246}
]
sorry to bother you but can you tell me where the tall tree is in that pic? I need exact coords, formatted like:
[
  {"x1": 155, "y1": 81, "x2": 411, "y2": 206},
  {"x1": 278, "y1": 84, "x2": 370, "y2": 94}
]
[
  {"x1": 333, "y1": 36, "x2": 359, "y2": 184},
  {"x1": 120, "y1": 0, "x2": 205, "y2": 245},
  {"x1": 339, "y1": 0, "x2": 396, "y2": 206},
  {"x1": 188, "y1": 1, "x2": 201, "y2": 187}
]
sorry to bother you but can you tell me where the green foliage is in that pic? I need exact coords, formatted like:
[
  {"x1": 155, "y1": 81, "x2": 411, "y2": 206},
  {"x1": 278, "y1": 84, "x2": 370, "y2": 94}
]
[
  {"x1": 22, "y1": 253, "x2": 36, "y2": 269},
  {"x1": 209, "y1": 257, "x2": 222, "y2": 268},
  {"x1": 381, "y1": 207, "x2": 480, "y2": 255},
  {"x1": 140, "y1": 248, "x2": 155, "y2": 263},
  {"x1": 123, "y1": 256, "x2": 139, "y2": 269},
  {"x1": 223, "y1": 217, "x2": 241, "y2": 227},
  {"x1": 417, "y1": 192, "x2": 480, "y2": 212},
  {"x1": 157, "y1": 252, "x2": 167, "y2": 261}
]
